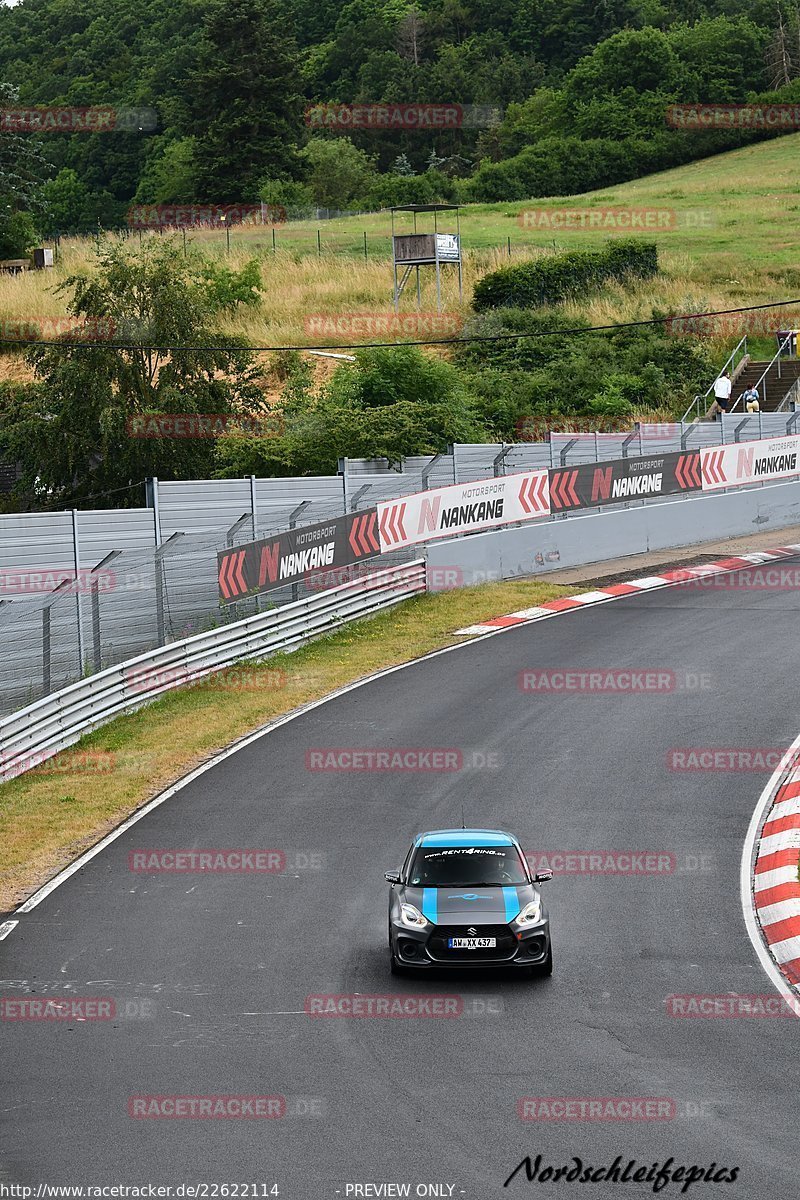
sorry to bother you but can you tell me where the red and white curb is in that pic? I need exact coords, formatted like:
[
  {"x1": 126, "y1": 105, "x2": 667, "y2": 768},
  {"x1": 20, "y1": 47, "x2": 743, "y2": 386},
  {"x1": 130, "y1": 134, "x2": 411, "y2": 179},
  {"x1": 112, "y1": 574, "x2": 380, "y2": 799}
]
[
  {"x1": 751, "y1": 757, "x2": 800, "y2": 992},
  {"x1": 454, "y1": 545, "x2": 800, "y2": 635}
]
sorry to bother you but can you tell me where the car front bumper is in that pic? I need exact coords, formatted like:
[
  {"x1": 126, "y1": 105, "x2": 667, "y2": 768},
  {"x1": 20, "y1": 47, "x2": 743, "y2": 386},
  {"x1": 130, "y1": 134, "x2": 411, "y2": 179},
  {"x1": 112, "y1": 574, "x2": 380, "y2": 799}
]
[{"x1": 391, "y1": 917, "x2": 550, "y2": 969}]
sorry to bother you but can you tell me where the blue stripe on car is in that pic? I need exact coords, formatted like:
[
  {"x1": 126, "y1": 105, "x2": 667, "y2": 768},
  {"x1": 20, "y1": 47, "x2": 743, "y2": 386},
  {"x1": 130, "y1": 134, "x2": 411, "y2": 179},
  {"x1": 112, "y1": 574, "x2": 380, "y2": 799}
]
[
  {"x1": 420, "y1": 832, "x2": 514, "y2": 847},
  {"x1": 422, "y1": 888, "x2": 438, "y2": 923},
  {"x1": 502, "y1": 886, "x2": 521, "y2": 921}
]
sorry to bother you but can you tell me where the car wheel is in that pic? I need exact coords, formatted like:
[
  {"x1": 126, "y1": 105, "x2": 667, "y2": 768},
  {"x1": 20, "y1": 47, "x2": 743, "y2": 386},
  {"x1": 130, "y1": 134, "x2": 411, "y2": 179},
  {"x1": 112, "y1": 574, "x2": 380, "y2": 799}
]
[{"x1": 530, "y1": 944, "x2": 553, "y2": 979}]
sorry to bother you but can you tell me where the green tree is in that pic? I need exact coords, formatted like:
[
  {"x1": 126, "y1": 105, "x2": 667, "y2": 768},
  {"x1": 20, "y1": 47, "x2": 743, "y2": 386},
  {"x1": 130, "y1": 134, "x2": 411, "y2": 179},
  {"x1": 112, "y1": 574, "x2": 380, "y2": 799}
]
[
  {"x1": 0, "y1": 240, "x2": 266, "y2": 506},
  {"x1": 40, "y1": 169, "x2": 92, "y2": 234},
  {"x1": 216, "y1": 344, "x2": 483, "y2": 476},
  {"x1": 0, "y1": 211, "x2": 39, "y2": 259},
  {"x1": 0, "y1": 82, "x2": 48, "y2": 252},
  {"x1": 300, "y1": 137, "x2": 377, "y2": 208},
  {"x1": 134, "y1": 137, "x2": 198, "y2": 204},
  {"x1": 186, "y1": 0, "x2": 303, "y2": 201}
]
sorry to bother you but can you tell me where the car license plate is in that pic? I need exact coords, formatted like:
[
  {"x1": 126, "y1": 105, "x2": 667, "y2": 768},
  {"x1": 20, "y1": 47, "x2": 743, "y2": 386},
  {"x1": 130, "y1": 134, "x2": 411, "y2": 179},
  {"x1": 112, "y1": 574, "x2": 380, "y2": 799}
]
[{"x1": 448, "y1": 937, "x2": 496, "y2": 949}]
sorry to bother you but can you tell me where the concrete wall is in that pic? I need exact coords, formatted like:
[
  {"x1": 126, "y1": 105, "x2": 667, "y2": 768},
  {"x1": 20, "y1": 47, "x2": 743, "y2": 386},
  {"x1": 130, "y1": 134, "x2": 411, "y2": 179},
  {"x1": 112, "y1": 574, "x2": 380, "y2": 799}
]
[{"x1": 424, "y1": 480, "x2": 800, "y2": 590}]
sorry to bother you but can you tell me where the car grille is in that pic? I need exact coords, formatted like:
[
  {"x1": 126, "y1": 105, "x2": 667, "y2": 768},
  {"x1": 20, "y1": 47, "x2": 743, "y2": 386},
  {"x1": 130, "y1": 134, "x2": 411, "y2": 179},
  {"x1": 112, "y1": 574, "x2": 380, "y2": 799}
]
[{"x1": 427, "y1": 923, "x2": 517, "y2": 962}]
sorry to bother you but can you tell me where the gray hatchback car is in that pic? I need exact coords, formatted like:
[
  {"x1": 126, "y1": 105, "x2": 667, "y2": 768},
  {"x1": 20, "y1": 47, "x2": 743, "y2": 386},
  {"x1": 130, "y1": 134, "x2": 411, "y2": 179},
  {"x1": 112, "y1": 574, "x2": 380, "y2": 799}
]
[{"x1": 386, "y1": 828, "x2": 552, "y2": 977}]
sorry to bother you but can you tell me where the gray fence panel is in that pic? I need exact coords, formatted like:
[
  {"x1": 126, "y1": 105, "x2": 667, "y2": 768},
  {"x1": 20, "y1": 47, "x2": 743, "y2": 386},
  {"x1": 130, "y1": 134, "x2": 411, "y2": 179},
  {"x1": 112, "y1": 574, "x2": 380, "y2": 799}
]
[
  {"x1": 453, "y1": 444, "x2": 505, "y2": 482},
  {"x1": 5, "y1": 419, "x2": 800, "y2": 723},
  {"x1": 0, "y1": 509, "x2": 155, "y2": 577},
  {"x1": 341, "y1": 458, "x2": 400, "y2": 476},
  {"x1": 402, "y1": 455, "x2": 457, "y2": 487}
]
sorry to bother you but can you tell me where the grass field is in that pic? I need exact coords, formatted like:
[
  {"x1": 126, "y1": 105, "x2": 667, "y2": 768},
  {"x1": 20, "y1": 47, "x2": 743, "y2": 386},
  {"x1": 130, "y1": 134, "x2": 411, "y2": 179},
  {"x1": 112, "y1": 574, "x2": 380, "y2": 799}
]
[
  {"x1": 0, "y1": 576, "x2": 567, "y2": 911},
  {"x1": 177, "y1": 133, "x2": 800, "y2": 274},
  {"x1": 1, "y1": 134, "x2": 799, "y2": 359}
]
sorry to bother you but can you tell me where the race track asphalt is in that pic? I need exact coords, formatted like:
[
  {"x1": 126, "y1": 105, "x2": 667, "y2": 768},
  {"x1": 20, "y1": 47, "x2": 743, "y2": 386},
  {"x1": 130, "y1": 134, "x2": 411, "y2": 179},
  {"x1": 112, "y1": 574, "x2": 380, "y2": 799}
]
[{"x1": 2, "y1": 561, "x2": 800, "y2": 1198}]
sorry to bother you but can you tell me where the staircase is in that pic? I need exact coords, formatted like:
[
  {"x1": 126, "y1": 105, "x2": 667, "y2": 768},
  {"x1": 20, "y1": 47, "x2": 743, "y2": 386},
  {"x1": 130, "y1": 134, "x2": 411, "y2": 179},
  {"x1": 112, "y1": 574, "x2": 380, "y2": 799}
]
[{"x1": 732, "y1": 358, "x2": 800, "y2": 412}]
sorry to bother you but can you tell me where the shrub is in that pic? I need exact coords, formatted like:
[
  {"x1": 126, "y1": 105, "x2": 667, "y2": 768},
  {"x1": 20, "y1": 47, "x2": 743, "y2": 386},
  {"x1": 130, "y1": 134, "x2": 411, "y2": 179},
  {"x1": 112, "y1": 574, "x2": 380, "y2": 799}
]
[
  {"x1": 472, "y1": 239, "x2": 658, "y2": 311},
  {"x1": 0, "y1": 211, "x2": 39, "y2": 260}
]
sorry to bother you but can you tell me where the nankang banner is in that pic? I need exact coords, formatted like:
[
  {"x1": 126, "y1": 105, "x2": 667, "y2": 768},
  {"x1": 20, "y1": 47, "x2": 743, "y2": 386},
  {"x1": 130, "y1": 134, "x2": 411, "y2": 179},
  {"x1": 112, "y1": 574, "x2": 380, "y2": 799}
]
[
  {"x1": 376, "y1": 471, "x2": 549, "y2": 551},
  {"x1": 700, "y1": 435, "x2": 800, "y2": 491},
  {"x1": 218, "y1": 510, "x2": 380, "y2": 602},
  {"x1": 549, "y1": 451, "x2": 701, "y2": 511}
]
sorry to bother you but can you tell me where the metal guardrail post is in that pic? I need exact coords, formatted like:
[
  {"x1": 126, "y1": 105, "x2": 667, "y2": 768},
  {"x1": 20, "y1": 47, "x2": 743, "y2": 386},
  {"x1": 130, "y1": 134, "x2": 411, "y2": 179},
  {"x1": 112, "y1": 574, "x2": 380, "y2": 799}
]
[
  {"x1": 621, "y1": 431, "x2": 637, "y2": 459},
  {"x1": 154, "y1": 532, "x2": 185, "y2": 646},
  {"x1": 226, "y1": 513, "x2": 251, "y2": 549},
  {"x1": 492, "y1": 445, "x2": 511, "y2": 477},
  {"x1": 71, "y1": 509, "x2": 86, "y2": 677},
  {"x1": 787, "y1": 412, "x2": 800, "y2": 435},
  {"x1": 225, "y1": 513, "x2": 254, "y2": 618},
  {"x1": 559, "y1": 438, "x2": 577, "y2": 467},
  {"x1": 733, "y1": 419, "x2": 748, "y2": 444},
  {"x1": 422, "y1": 453, "x2": 443, "y2": 489},
  {"x1": 249, "y1": 475, "x2": 258, "y2": 539},
  {"x1": 42, "y1": 608, "x2": 50, "y2": 695},
  {"x1": 41, "y1": 577, "x2": 72, "y2": 697},
  {"x1": 350, "y1": 484, "x2": 371, "y2": 512},
  {"x1": 289, "y1": 501, "x2": 312, "y2": 602},
  {"x1": 147, "y1": 476, "x2": 162, "y2": 546},
  {"x1": 89, "y1": 550, "x2": 121, "y2": 674}
]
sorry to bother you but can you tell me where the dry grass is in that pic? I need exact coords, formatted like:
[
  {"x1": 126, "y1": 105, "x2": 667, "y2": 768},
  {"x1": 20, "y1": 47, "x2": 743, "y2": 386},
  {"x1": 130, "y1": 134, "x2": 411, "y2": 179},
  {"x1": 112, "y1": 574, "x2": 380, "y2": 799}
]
[
  {"x1": 6, "y1": 133, "x2": 800, "y2": 358},
  {"x1": 0, "y1": 575, "x2": 568, "y2": 911}
]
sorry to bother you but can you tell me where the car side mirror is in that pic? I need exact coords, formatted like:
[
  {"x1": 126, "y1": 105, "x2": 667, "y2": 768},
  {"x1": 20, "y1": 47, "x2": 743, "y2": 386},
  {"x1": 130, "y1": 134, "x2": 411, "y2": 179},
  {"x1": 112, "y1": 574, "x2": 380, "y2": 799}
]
[
  {"x1": 385, "y1": 870, "x2": 400, "y2": 884},
  {"x1": 534, "y1": 869, "x2": 553, "y2": 883}
]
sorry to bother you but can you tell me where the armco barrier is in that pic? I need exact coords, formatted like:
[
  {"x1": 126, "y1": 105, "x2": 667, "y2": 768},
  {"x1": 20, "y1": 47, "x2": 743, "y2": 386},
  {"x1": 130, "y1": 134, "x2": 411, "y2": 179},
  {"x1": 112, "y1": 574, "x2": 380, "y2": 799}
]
[
  {"x1": 218, "y1": 433, "x2": 799, "y2": 603},
  {"x1": 425, "y1": 479, "x2": 800, "y2": 588},
  {"x1": 0, "y1": 561, "x2": 425, "y2": 784}
]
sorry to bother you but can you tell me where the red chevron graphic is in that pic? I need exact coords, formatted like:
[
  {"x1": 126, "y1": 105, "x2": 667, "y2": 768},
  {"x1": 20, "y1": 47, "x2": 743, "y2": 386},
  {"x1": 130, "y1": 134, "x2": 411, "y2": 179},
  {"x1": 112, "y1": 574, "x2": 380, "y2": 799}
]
[
  {"x1": 702, "y1": 448, "x2": 727, "y2": 486},
  {"x1": 550, "y1": 469, "x2": 580, "y2": 509},
  {"x1": 675, "y1": 452, "x2": 701, "y2": 490},
  {"x1": 348, "y1": 512, "x2": 381, "y2": 558},
  {"x1": 378, "y1": 502, "x2": 407, "y2": 547},
  {"x1": 518, "y1": 476, "x2": 534, "y2": 514},
  {"x1": 348, "y1": 516, "x2": 362, "y2": 556},
  {"x1": 218, "y1": 554, "x2": 232, "y2": 599},
  {"x1": 231, "y1": 550, "x2": 246, "y2": 595},
  {"x1": 359, "y1": 511, "x2": 379, "y2": 555},
  {"x1": 218, "y1": 549, "x2": 247, "y2": 600},
  {"x1": 518, "y1": 472, "x2": 549, "y2": 515}
]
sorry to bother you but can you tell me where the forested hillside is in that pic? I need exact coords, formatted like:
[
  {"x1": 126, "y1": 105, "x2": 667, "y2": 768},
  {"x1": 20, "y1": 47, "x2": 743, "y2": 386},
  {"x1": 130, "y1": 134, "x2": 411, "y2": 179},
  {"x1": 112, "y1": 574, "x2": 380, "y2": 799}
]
[{"x1": 1, "y1": 0, "x2": 800, "y2": 236}]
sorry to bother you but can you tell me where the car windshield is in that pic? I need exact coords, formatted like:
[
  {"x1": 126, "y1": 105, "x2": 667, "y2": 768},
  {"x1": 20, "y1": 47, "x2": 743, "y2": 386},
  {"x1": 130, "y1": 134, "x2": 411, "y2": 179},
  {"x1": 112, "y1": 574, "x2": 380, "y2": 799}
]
[{"x1": 408, "y1": 845, "x2": 529, "y2": 886}]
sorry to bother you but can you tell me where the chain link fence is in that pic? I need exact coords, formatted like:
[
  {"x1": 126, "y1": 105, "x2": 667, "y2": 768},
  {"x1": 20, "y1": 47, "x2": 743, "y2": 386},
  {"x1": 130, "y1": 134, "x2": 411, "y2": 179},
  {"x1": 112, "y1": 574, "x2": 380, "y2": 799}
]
[{"x1": 2, "y1": 414, "x2": 798, "y2": 719}]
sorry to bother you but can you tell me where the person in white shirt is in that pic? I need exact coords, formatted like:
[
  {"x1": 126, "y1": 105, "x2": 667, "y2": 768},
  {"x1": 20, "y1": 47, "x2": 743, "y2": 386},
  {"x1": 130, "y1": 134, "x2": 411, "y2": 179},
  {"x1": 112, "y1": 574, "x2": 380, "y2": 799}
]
[{"x1": 707, "y1": 370, "x2": 732, "y2": 420}]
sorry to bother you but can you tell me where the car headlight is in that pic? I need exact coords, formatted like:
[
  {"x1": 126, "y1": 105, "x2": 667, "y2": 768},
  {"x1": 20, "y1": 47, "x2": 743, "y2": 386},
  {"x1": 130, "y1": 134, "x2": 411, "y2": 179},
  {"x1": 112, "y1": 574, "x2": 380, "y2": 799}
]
[
  {"x1": 511, "y1": 899, "x2": 542, "y2": 929},
  {"x1": 399, "y1": 902, "x2": 429, "y2": 929}
]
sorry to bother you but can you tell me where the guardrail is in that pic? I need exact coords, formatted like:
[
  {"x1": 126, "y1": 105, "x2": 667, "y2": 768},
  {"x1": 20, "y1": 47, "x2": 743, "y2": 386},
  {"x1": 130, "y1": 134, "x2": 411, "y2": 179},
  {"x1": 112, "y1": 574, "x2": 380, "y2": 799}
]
[
  {"x1": 682, "y1": 336, "x2": 748, "y2": 422},
  {"x1": 0, "y1": 560, "x2": 425, "y2": 785}
]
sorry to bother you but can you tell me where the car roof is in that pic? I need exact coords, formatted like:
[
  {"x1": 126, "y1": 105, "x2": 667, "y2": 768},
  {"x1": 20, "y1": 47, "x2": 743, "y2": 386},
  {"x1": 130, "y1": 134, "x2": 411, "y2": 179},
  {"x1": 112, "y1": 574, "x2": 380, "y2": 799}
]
[{"x1": 414, "y1": 828, "x2": 517, "y2": 848}]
